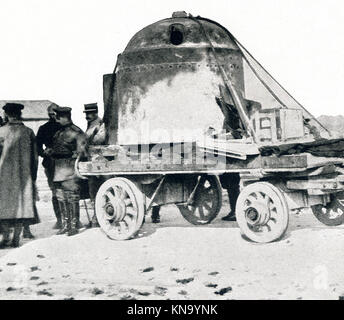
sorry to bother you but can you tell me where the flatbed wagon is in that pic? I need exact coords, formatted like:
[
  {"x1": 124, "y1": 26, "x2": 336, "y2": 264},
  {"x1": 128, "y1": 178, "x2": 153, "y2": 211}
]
[
  {"x1": 76, "y1": 140, "x2": 344, "y2": 243},
  {"x1": 77, "y1": 12, "x2": 344, "y2": 243}
]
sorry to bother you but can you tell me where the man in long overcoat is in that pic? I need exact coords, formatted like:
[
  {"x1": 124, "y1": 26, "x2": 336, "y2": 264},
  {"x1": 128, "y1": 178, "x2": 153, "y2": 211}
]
[{"x1": 0, "y1": 103, "x2": 39, "y2": 247}]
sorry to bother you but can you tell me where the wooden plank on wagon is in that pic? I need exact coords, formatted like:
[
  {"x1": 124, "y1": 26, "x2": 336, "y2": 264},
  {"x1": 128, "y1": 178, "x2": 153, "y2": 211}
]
[
  {"x1": 287, "y1": 178, "x2": 344, "y2": 190},
  {"x1": 88, "y1": 145, "x2": 122, "y2": 156},
  {"x1": 261, "y1": 154, "x2": 308, "y2": 169},
  {"x1": 305, "y1": 153, "x2": 344, "y2": 169}
]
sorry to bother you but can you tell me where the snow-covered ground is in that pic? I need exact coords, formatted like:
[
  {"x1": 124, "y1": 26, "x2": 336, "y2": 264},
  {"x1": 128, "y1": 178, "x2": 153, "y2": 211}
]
[{"x1": 0, "y1": 199, "x2": 343, "y2": 300}]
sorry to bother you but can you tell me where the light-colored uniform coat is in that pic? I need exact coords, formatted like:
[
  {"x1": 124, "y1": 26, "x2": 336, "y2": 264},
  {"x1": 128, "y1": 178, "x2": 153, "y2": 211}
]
[
  {"x1": 0, "y1": 121, "x2": 38, "y2": 222},
  {"x1": 85, "y1": 117, "x2": 106, "y2": 201},
  {"x1": 85, "y1": 117, "x2": 105, "y2": 146}
]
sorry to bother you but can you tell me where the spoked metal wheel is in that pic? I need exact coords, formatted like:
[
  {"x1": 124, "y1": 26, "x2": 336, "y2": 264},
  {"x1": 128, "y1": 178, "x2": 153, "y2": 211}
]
[
  {"x1": 177, "y1": 175, "x2": 222, "y2": 225},
  {"x1": 311, "y1": 191, "x2": 344, "y2": 226},
  {"x1": 236, "y1": 182, "x2": 289, "y2": 243},
  {"x1": 95, "y1": 177, "x2": 145, "y2": 240}
]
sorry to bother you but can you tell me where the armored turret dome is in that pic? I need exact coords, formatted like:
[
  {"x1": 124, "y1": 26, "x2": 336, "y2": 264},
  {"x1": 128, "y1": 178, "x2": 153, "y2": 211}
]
[
  {"x1": 124, "y1": 12, "x2": 239, "y2": 52},
  {"x1": 109, "y1": 12, "x2": 329, "y2": 145}
]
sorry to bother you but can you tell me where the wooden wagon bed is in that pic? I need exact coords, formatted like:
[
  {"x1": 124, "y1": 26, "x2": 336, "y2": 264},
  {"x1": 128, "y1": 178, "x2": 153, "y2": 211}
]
[
  {"x1": 77, "y1": 139, "x2": 344, "y2": 243},
  {"x1": 78, "y1": 141, "x2": 344, "y2": 177}
]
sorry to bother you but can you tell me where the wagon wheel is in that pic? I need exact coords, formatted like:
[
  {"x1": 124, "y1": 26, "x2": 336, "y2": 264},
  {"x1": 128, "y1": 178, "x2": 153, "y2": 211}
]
[
  {"x1": 311, "y1": 192, "x2": 344, "y2": 226},
  {"x1": 95, "y1": 177, "x2": 145, "y2": 240},
  {"x1": 177, "y1": 175, "x2": 222, "y2": 225},
  {"x1": 236, "y1": 182, "x2": 289, "y2": 243}
]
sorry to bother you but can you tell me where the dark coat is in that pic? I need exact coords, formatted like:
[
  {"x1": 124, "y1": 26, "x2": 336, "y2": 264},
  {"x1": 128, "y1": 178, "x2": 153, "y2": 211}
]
[
  {"x1": 0, "y1": 121, "x2": 39, "y2": 223},
  {"x1": 36, "y1": 119, "x2": 62, "y2": 169}
]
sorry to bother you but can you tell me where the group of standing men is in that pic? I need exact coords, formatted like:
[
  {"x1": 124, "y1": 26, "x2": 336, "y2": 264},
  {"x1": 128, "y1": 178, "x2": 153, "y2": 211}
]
[
  {"x1": 0, "y1": 96, "x2": 242, "y2": 248},
  {"x1": 0, "y1": 102, "x2": 105, "y2": 248}
]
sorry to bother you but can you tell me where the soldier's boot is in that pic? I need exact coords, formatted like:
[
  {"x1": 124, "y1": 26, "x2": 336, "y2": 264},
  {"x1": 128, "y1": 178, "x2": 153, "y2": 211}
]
[
  {"x1": 68, "y1": 202, "x2": 79, "y2": 237},
  {"x1": 56, "y1": 201, "x2": 69, "y2": 235},
  {"x1": 151, "y1": 206, "x2": 161, "y2": 223},
  {"x1": 0, "y1": 223, "x2": 11, "y2": 248},
  {"x1": 52, "y1": 196, "x2": 63, "y2": 229},
  {"x1": 222, "y1": 189, "x2": 239, "y2": 221},
  {"x1": 75, "y1": 202, "x2": 83, "y2": 229},
  {"x1": 23, "y1": 224, "x2": 35, "y2": 239},
  {"x1": 91, "y1": 214, "x2": 100, "y2": 228},
  {"x1": 90, "y1": 201, "x2": 99, "y2": 228},
  {"x1": 12, "y1": 222, "x2": 23, "y2": 248}
]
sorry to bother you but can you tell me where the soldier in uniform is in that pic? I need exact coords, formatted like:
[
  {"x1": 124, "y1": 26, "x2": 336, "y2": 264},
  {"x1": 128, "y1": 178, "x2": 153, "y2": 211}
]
[
  {"x1": 36, "y1": 103, "x2": 62, "y2": 229},
  {"x1": 84, "y1": 103, "x2": 105, "y2": 145},
  {"x1": 0, "y1": 103, "x2": 39, "y2": 247},
  {"x1": 219, "y1": 173, "x2": 240, "y2": 221},
  {"x1": 83, "y1": 103, "x2": 106, "y2": 228},
  {"x1": 49, "y1": 106, "x2": 87, "y2": 236},
  {"x1": 215, "y1": 95, "x2": 243, "y2": 222}
]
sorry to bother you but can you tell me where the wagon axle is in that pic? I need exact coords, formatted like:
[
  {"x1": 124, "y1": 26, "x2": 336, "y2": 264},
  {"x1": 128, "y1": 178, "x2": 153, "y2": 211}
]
[
  {"x1": 104, "y1": 201, "x2": 127, "y2": 222},
  {"x1": 245, "y1": 208, "x2": 261, "y2": 226}
]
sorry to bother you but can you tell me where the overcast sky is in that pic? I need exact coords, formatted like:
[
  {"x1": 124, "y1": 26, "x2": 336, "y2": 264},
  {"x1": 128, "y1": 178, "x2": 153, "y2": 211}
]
[{"x1": 0, "y1": 0, "x2": 343, "y2": 128}]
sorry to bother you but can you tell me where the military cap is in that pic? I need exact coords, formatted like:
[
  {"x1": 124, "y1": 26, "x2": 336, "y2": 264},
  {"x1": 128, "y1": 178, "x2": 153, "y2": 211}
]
[
  {"x1": 83, "y1": 103, "x2": 98, "y2": 113},
  {"x1": 3, "y1": 102, "x2": 24, "y2": 113},
  {"x1": 47, "y1": 102, "x2": 59, "y2": 114},
  {"x1": 54, "y1": 106, "x2": 72, "y2": 115}
]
